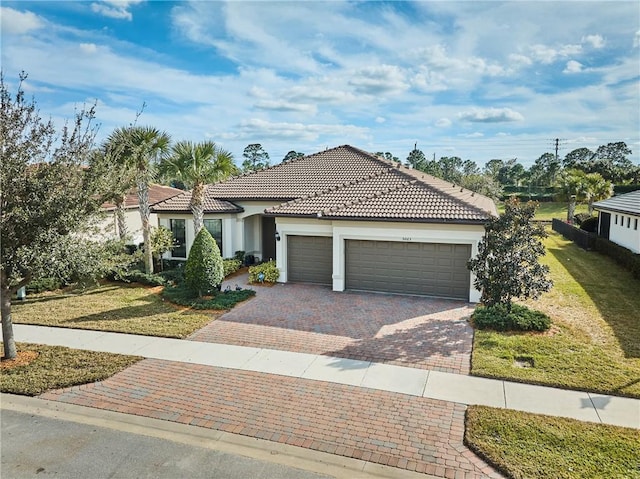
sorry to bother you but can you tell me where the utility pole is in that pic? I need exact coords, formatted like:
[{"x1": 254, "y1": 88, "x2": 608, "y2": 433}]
[{"x1": 555, "y1": 138, "x2": 559, "y2": 163}]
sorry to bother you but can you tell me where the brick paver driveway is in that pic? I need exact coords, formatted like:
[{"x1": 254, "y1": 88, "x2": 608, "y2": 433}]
[
  {"x1": 190, "y1": 277, "x2": 475, "y2": 375},
  {"x1": 39, "y1": 277, "x2": 502, "y2": 478}
]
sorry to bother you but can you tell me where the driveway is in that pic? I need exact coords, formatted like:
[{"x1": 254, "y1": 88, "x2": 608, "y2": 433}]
[{"x1": 190, "y1": 275, "x2": 475, "y2": 375}]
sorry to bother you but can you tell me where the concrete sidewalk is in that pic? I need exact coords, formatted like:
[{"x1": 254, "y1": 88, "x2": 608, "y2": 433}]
[{"x1": 14, "y1": 324, "x2": 640, "y2": 429}]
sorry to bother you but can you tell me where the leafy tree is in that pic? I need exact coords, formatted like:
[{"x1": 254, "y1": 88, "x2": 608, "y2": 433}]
[
  {"x1": 242, "y1": 143, "x2": 270, "y2": 171},
  {"x1": 422, "y1": 159, "x2": 443, "y2": 178},
  {"x1": 563, "y1": 147, "x2": 594, "y2": 169},
  {"x1": 107, "y1": 126, "x2": 171, "y2": 274},
  {"x1": 483, "y1": 159, "x2": 504, "y2": 179},
  {"x1": 184, "y1": 228, "x2": 224, "y2": 298},
  {"x1": 497, "y1": 159, "x2": 525, "y2": 186},
  {"x1": 159, "y1": 140, "x2": 236, "y2": 234},
  {"x1": 150, "y1": 226, "x2": 175, "y2": 271},
  {"x1": 438, "y1": 156, "x2": 464, "y2": 183},
  {"x1": 530, "y1": 153, "x2": 561, "y2": 187},
  {"x1": 375, "y1": 151, "x2": 399, "y2": 162},
  {"x1": 555, "y1": 169, "x2": 589, "y2": 222},
  {"x1": 468, "y1": 198, "x2": 552, "y2": 311},
  {"x1": 0, "y1": 72, "x2": 116, "y2": 358},
  {"x1": 590, "y1": 142, "x2": 634, "y2": 183},
  {"x1": 462, "y1": 159, "x2": 480, "y2": 177},
  {"x1": 282, "y1": 150, "x2": 304, "y2": 162},
  {"x1": 583, "y1": 173, "x2": 613, "y2": 215},
  {"x1": 460, "y1": 174, "x2": 503, "y2": 200},
  {"x1": 406, "y1": 147, "x2": 427, "y2": 170}
]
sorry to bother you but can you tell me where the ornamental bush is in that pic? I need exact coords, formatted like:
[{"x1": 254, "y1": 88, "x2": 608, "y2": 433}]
[
  {"x1": 472, "y1": 303, "x2": 551, "y2": 332},
  {"x1": 184, "y1": 228, "x2": 224, "y2": 297},
  {"x1": 248, "y1": 260, "x2": 280, "y2": 283},
  {"x1": 223, "y1": 258, "x2": 242, "y2": 277}
]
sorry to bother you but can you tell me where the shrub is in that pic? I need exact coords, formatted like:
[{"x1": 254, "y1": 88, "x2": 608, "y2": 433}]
[
  {"x1": 248, "y1": 260, "x2": 280, "y2": 283},
  {"x1": 26, "y1": 277, "x2": 64, "y2": 293},
  {"x1": 162, "y1": 283, "x2": 255, "y2": 310},
  {"x1": 472, "y1": 303, "x2": 551, "y2": 332},
  {"x1": 573, "y1": 213, "x2": 593, "y2": 225},
  {"x1": 223, "y1": 258, "x2": 242, "y2": 277},
  {"x1": 185, "y1": 228, "x2": 224, "y2": 297},
  {"x1": 592, "y1": 236, "x2": 640, "y2": 280},
  {"x1": 234, "y1": 250, "x2": 246, "y2": 262},
  {"x1": 580, "y1": 216, "x2": 599, "y2": 233},
  {"x1": 119, "y1": 270, "x2": 166, "y2": 286},
  {"x1": 159, "y1": 268, "x2": 184, "y2": 286}
]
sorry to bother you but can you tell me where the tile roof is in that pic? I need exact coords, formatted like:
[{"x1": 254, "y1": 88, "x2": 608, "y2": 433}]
[
  {"x1": 153, "y1": 145, "x2": 497, "y2": 223},
  {"x1": 103, "y1": 184, "x2": 184, "y2": 210},
  {"x1": 151, "y1": 185, "x2": 243, "y2": 213},
  {"x1": 593, "y1": 190, "x2": 640, "y2": 216}
]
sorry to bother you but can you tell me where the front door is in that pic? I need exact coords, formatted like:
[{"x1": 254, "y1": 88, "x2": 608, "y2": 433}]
[
  {"x1": 599, "y1": 212, "x2": 611, "y2": 239},
  {"x1": 261, "y1": 216, "x2": 276, "y2": 262}
]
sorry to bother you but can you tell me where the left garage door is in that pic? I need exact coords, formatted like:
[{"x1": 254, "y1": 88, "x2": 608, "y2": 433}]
[{"x1": 287, "y1": 235, "x2": 333, "y2": 285}]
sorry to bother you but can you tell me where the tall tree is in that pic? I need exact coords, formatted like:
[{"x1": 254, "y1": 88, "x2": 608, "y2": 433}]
[
  {"x1": 375, "y1": 151, "x2": 399, "y2": 162},
  {"x1": 406, "y1": 147, "x2": 427, "y2": 170},
  {"x1": 159, "y1": 140, "x2": 236, "y2": 234},
  {"x1": 555, "y1": 169, "x2": 588, "y2": 222},
  {"x1": 483, "y1": 159, "x2": 504, "y2": 179},
  {"x1": 497, "y1": 159, "x2": 525, "y2": 186},
  {"x1": 0, "y1": 73, "x2": 113, "y2": 358},
  {"x1": 107, "y1": 126, "x2": 171, "y2": 274},
  {"x1": 531, "y1": 152, "x2": 561, "y2": 186},
  {"x1": 438, "y1": 156, "x2": 464, "y2": 183},
  {"x1": 583, "y1": 172, "x2": 613, "y2": 215},
  {"x1": 460, "y1": 174, "x2": 503, "y2": 200},
  {"x1": 563, "y1": 147, "x2": 594, "y2": 169},
  {"x1": 590, "y1": 142, "x2": 634, "y2": 183},
  {"x1": 282, "y1": 150, "x2": 305, "y2": 162},
  {"x1": 242, "y1": 143, "x2": 270, "y2": 171},
  {"x1": 468, "y1": 198, "x2": 552, "y2": 311}
]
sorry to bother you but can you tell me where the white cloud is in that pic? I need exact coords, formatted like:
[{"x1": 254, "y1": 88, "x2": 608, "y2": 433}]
[
  {"x1": 79, "y1": 43, "x2": 98, "y2": 54},
  {"x1": 529, "y1": 43, "x2": 582, "y2": 64},
  {"x1": 458, "y1": 107, "x2": 524, "y2": 123},
  {"x1": 375, "y1": 117, "x2": 386, "y2": 124},
  {"x1": 91, "y1": 1, "x2": 143, "y2": 21},
  {"x1": 220, "y1": 118, "x2": 369, "y2": 142},
  {"x1": 582, "y1": 34, "x2": 605, "y2": 49},
  {"x1": 460, "y1": 132, "x2": 484, "y2": 138},
  {"x1": 254, "y1": 100, "x2": 316, "y2": 114},
  {"x1": 564, "y1": 60, "x2": 583, "y2": 74},
  {"x1": 508, "y1": 53, "x2": 533, "y2": 66},
  {"x1": 435, "y1": 118, "x2": 452, "y2": 128},
  {"x1": 348, "y1": 64, "x2": 408, "y2": 95},
  {"x1": 634, "y1": 30, "x2": 640, "y2": 48},
  {"x1": 0, "y1": 7, "x2": 43, "y2": 34}
]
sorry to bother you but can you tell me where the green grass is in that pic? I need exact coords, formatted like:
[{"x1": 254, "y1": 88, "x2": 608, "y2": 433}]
[
  {"x1": 465, "y1": 406, "x2": 640, "y2": 479},
  {"x1": 1, "y1": 343, "x2": 141, "y2": 396},
  {"x1": 496, "y1": 201, "x2": 589, "y2": 221},
  {"x1": 472, "y1": 230, "x2": 640, "y2": 398},
  {"x1": 12, "y1": 283, "x2": 220, "y2": 338}
]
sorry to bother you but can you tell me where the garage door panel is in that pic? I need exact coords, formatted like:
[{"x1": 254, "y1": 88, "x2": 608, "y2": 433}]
[
  {"x1": 288, "y1": 236, "x2": 332, "y2": 285},
  {"x1": 345, "y1": 240, "x2": 470, "y2": 300}
]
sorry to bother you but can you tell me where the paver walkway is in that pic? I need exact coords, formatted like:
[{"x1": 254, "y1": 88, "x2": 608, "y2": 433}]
[{"x1": 192, "y1": 275, "x2": 475, "y2": 374}]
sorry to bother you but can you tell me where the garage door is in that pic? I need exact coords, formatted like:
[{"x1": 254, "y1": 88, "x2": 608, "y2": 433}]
[
  {"x1": 287, "y1": 236, "x2": 333, "y2": 285},
  {"x1": 345, "y1": 240, "x2": 471, "y2": 300}
]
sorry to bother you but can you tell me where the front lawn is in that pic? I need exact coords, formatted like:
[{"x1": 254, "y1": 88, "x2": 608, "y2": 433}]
[
  {"x1": 465, "y1": 406, "x2": 640, "y2": 479},
  {"x1": 472, "y1": 230, "x2": 640, "y2": 398},
  {"x1": 1, "y1": 342, "x2": 141, "y2": 396},
  {"x1": 11, "y1": 283, "x2": 219, "y2": 338}
]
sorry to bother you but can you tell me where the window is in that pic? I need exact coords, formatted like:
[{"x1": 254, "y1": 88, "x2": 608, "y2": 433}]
[
  {"x1": 635, "y1": 218, "x2": 638, "y2": 231},
  {"x1": 615, "y1": 214, "x2": 618, "y2": 225},
  {"x1": 170, "y1": 219, "x2": 186, "y2": 258},
  {"x1": 204, "y1": 219, "x2": 223, "y2": 252},
  {"x1": 627, "y1": 217, "x2": 631, "y2": 228}
]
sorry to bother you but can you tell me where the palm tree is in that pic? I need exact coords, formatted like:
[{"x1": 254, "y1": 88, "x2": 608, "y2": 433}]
[
  {"x1": 555, "y1": 169, "x2": 588, "y2": 222},
  {"x1": 584, "y1": 173, "x2": 612, "y2": 215},
  {"x1": 107, "y1": 126, "x2": 171, "y2": 274},
  {"x1": 159, "y1": 141, "x2": 236, "y2": 234}
]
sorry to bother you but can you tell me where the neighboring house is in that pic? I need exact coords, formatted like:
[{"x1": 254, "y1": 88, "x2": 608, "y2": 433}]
[
  {"x1": 153, "y1": 145, "x2": 497, "y2": 302},
  {"x1": 100, "y1": 184, "x2": 184, "y2": 245},
  {"x1": 593, "y1": 190, "x2": 640, "y2": 254}
]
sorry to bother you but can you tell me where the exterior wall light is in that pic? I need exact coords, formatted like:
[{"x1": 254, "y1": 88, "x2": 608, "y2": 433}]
[{"x1": 275, "y1": 231, "x2": 281, "y2": 241}]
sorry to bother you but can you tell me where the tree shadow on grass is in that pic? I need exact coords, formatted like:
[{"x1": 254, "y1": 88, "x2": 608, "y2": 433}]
[
  {"x1": 547, "y1": 240, "x2": 640, "y2": 359},
  {"x1": 17, "y1": 285, "x2": 122, "y2": 306}
]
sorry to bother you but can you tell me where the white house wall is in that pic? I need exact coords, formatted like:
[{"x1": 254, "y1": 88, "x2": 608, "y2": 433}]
[
  {"x1": 96, "y1": 207, "x2": 156, "y2": 245},
  {"x1": 604, "y1": 209, "x2": 640, "y2": 253},
  {"x1": 275, "y1": 217, "x2": 484, "y2": 302}
]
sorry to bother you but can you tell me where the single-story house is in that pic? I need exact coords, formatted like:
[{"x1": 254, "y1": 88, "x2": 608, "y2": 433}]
[
  {"x1": 593, "y1": 190, "x2": 640, "y2": 253},
  {"x1": 100, "y1": 184, "x2": 183, "y2": 244},
  {"x1": 152, "y1": 145, "x2": 497, "y2": 302}
]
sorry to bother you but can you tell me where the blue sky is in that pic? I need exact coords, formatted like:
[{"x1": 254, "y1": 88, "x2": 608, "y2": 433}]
[{"x1": 2, "y1": 1, "x2": 639, "y2": 168}]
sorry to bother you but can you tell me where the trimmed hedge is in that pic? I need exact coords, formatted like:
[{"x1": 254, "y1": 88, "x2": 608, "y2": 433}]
[
  {"x1": 223, "y1": 258, "x2": 242, "y2": 277},
  {"x1": 592, "y1": 236, "x2": 640, "y2": 280},
  {"x1": 613, "y1": 184, "x2": 640, "y2": 195},
  {"x1": 580, "y1": 217, "x2": 599, "y2": 233},
  {"x1": 248, "y1": 260, "x2": 280, "y2": 283},
  {"x1": 185, "y1": 228, "x2": 224, "y2": 297},
  {"x1": 472, "y1": 303, "x2": 551, "y2": 332}
]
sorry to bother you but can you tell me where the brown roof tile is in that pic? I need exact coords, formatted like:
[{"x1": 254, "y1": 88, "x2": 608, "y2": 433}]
[
  {"x1": 151, "y1": 185, "x2": 243, "y2": 213},
  {"x1": 103, "y1": 184, "x2": 184, "y2": 210},
  {"x1": 154, "y1": 145, "x2": 497, "y2": 223}
]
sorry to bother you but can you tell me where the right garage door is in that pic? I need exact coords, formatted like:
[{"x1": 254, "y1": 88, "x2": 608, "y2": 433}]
[{"x1": 345, "y1": 240, "x2": 471, "y2": 300}]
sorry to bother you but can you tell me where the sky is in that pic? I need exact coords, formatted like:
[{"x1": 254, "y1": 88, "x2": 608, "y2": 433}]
[{"x1": 2, "y1": 1, "x2": 639, "y2": 169}]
